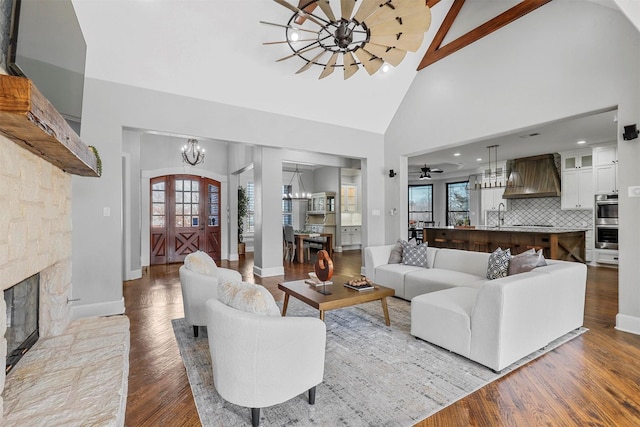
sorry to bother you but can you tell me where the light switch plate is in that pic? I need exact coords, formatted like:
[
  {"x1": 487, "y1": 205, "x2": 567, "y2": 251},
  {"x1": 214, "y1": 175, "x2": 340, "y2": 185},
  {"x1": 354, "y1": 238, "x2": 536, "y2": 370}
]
[{"x1": 628, "y1": 186, "x2": 640, "y2": 197}]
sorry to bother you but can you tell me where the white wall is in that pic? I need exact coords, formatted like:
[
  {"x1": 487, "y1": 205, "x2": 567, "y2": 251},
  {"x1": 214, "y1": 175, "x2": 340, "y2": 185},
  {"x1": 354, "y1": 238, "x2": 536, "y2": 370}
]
[
  {"x1": 73, "y1": 78, "x2": 386, "y2": 316},
  {"x1": 386, "y1": 1, "x2": 640, "y2": 333}
]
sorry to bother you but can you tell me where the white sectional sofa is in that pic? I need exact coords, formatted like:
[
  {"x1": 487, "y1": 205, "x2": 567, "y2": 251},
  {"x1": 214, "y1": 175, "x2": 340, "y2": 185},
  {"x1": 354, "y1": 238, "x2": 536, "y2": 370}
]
[{"x1": 364, "y1": 244, "x2": 587, "y2": 372}]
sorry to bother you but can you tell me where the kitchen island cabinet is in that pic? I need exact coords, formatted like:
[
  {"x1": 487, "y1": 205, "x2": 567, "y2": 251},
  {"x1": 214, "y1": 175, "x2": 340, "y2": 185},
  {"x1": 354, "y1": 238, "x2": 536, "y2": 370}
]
[{"x1": 423, "y1": 227, "x2": 586, "y2": 263}]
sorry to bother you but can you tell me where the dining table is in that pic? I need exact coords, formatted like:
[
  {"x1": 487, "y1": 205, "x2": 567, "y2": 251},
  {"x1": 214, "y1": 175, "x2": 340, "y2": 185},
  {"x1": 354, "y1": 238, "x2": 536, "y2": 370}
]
[{"x1": 293, "y1": 232, "x2": 333, "y2": 264}]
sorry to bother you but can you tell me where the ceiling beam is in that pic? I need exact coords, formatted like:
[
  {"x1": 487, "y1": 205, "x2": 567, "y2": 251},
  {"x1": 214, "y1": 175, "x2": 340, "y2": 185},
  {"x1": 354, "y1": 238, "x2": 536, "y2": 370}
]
[{"x1": 418, "y1": 0, "x2": 553, "y2": 71}]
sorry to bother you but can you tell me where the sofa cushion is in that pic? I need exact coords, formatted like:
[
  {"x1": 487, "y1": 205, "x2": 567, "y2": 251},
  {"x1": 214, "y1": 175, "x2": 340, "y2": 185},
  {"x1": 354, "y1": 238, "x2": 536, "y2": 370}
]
[
  {"x1": 487, "y1": 247, "x2": 511, "y2": 279},
  {"x1": 432, "y1": 248, "x2": 491, "y2": 277},
  {"x1": 404, "y1": 268, "x2": 486, "y2": 300},
  {"x1": 217, "y1": 280, "x2": 281, "y2": 317},
  {"x1": 374, "y1": 264, "x2": 424, "y2": 299},
  {"x1": 411, "y1": 287, "x2": 478, "y2": 357},
  {"x1": 508, "y1": 249, "x2": 547, "y2": 275},
  {"x1": 184, "y1": 251, "x2": 219, "y2": 277},
  {"x1": 402, "y1": 243, "x2": 429, "y2": 268}
]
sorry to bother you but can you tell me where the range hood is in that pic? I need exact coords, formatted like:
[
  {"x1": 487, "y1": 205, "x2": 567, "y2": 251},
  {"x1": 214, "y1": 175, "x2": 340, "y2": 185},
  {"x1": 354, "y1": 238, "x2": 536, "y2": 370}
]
[{"x1": 502, "y1": 154, "x2": 561, "y2": 199}]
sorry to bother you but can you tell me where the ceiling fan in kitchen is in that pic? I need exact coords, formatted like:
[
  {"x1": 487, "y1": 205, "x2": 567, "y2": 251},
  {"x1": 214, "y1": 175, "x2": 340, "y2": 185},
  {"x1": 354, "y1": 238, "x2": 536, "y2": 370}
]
[{"x1": 419, "y1": 165, "x2": 443, "y2": 180}]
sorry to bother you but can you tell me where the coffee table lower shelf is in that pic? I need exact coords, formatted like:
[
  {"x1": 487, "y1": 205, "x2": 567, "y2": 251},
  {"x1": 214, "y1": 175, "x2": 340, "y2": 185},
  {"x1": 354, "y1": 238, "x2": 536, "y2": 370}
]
[{"x1": 278, "y1": 278, "x2": 395, "y2": 326}]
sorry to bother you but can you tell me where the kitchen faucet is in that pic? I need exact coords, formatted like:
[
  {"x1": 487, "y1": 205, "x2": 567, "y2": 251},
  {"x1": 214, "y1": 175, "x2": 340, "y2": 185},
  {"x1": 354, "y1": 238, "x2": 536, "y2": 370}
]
[{"x1": 498, "y1": 202, "x2": 505, "y2": 227}]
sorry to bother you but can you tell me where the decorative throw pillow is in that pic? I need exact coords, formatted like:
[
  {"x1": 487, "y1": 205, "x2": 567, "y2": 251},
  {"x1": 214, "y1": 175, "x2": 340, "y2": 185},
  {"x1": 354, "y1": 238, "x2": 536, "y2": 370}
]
[
  {"x1": 508, "y1": 249, "x2": 547, "y2": 275},
  {"x1": 486, "y1": 247, "x2": 511, "y2": 279},
  {"x1": 388, "y1": 238, "x2": 417, "y2": 264},
  {"x1": 217, "y1": 280, "x2": 281, "y2": 317},
  {"x1": 184, "y1": 251, "x2": 218, "y2": 277},
  {"x1": 402, "y1": 244, "x2": 429, "y2": 268},
  {"x1": 388, "y1": 239, "x2": 404, "y2": 264}
]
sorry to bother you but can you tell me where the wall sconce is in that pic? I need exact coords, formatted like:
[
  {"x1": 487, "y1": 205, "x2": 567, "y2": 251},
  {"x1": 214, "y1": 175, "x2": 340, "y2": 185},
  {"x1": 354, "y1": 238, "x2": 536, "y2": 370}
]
[
  {"x1": 389, "y1": 208, "x2": 397, "y2": 216},
  {"x1": 389, "y1": 169, "x2": 397, "y2": 178}
]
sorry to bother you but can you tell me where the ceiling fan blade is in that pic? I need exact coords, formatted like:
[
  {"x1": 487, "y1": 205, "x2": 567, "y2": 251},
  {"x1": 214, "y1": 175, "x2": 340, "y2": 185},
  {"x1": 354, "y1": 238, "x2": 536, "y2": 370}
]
[
  {"x1": 363, "y1": 1, "x2": 429, "y2": 29},
  {"x1": 319, "y1": 52, "x2": 339, "y2": 79},
  {"x1": 343, "y1": 51, "x2": 359, "y2": 80},
  {"x1": 296, "y1": 50, "x2": 327, "y2": 74},
  {"x1": 354, "y1": 48, "x2": 384, "y2": 75},
  {"x1": 341, "y1": 0, "x2": 357, "y2": 20},
  {"x1": 272, "y1": 0, "x2": 325, "y2": 27},
  {"x1": 369, "y1": 32, "x2": 424, "y2": 52},
  {"x1": 367, "y1": 13, "x2": 431, "y2": 36},
  {"x1": 316, "y1": 0, "x2": 337, "y2": 22},
  {"x1": 260, "y1": 21, "x2": 320, "y2": 34},
  {"x1": 361, "y1": 43, "x2": 407, "y2": 66},
  {"x1": 353, "y1": 0, "x2": 384, "y2": 23},
  {"x1": 263, "y1": 38, "x2": 318, "y2": 45},
  {"x1": 276, "y1": 44, "x2": 321, "y2": 62}
]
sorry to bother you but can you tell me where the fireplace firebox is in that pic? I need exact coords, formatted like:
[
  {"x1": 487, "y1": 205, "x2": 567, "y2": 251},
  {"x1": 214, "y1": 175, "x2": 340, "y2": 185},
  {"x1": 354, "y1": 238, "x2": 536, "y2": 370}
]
[{"x1": 4, "y1": 273, "x2": 39, "y2": 374}]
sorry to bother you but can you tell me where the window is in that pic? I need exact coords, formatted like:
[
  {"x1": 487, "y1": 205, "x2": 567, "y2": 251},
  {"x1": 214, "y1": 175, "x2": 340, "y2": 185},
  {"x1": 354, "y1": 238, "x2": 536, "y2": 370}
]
[
  {"x1": 446, "y1": 181, "x2": 470, "y2": 226},
  {"x1": 408, "y1": 185, "x2": 433, "y2": 231},
  {"x1": 282, "y1": 184, "x2": 293, "y2": 226},
  {"x1": 246, "y1": 182, "x2": 255, "y2": 233}
]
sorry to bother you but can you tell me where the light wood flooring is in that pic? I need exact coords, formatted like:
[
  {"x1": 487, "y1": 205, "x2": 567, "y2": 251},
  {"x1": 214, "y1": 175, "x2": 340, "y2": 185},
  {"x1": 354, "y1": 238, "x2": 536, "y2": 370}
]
[{"x1": 124, "y1": 251, "x2": 640, "y2": 426}]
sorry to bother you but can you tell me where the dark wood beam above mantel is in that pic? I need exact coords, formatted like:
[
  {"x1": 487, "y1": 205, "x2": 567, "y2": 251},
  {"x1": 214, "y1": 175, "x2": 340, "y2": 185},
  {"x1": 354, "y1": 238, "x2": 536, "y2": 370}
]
[
  {"x1": 418, "y1": 0, "x2": 553, "y2": 70},
  {"x1": 0, "y1": 75, "x2": 99, "y2": 177}
]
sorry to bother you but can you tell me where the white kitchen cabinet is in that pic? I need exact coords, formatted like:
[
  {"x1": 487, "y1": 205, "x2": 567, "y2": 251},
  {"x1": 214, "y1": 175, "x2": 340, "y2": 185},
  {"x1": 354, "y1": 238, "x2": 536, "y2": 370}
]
[
  {"x1": 585, "y1": 229, "x2": 594, "y2": 263},
  {"x1": 594, "y1": 249, "x2": 618, "y2": 265},
  {"x1": 561, "y1": 168, "x2": 593, "y2": 209},
  {"x1": 561, "y1": 149, "x2": 593, "y2": 170},
  {"x1": 481, "y1": 187, "x2": 508, "y2": 211},
  {"x1": 340, "y1": 226, "x2": 361, "y2": 249},
  {"x1": 593, "y1": 145, "x2": 618, "y2": 194}
]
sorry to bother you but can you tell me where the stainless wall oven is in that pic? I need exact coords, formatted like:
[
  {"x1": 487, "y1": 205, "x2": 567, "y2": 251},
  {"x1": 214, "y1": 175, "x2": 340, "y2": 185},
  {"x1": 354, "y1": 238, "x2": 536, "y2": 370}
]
[{"x1": 595, "y1": 194, "x2": 618, "y2": 250}]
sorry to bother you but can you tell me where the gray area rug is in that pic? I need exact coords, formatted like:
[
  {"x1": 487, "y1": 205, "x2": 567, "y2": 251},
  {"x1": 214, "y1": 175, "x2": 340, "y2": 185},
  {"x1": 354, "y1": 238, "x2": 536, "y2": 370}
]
[{"x1": 172, "y1": 297, "x2": 586, "y2": 426}]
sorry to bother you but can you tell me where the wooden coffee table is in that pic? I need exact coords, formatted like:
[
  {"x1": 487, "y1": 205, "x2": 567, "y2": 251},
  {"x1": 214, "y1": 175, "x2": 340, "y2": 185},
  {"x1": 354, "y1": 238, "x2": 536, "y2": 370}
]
[{"x1": 278, "y1": 275, "x2": 395, "y2": 326}]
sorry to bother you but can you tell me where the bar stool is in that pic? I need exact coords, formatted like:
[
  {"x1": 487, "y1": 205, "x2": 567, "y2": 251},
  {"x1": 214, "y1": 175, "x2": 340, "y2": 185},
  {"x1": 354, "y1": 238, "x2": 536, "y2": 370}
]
[
  {"x1": 450, "y1": 239, "x2": 467, "y2": 250},
  {"x1": 434, "y1": 238, "x2": 448, "y2": 248},
  {"x1": 472, "y1": 241, "x2": 490, "y2": 252}
]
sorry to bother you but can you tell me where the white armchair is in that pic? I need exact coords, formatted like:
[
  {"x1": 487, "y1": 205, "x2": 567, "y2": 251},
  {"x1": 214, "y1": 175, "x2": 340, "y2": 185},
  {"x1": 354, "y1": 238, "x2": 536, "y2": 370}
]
[
  {"x1": 206, "y1": 298, "x2": 326, "y2": 427},
  {"x1": 178, "y1": 264, "x2": 242, "y2": 337}
]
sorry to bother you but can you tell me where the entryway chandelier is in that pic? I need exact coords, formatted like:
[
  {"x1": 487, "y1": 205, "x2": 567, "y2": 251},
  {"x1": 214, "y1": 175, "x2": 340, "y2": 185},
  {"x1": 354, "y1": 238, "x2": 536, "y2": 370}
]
[
  {"x1": 283, "y1": 164, "x2": 312, "y2": 201},
  {"x1": 261, "y1": 0, "x2": 432, "y2": 79},
  {"x1": 181, "y1": 139, "x2": 205, "y2": 166}
]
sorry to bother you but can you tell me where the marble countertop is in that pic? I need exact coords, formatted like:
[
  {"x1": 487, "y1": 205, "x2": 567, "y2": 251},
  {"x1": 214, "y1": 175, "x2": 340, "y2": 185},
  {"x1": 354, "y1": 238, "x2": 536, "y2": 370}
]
[{"x1": 427, "y1": 226, "x2": 588, "y2": 233}]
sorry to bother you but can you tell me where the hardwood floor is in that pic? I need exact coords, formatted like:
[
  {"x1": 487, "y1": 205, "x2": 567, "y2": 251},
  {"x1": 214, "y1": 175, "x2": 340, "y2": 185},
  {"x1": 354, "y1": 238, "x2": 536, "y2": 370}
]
[{"x1": 124, "y1": 252, "x2": 640, "y2": 426}]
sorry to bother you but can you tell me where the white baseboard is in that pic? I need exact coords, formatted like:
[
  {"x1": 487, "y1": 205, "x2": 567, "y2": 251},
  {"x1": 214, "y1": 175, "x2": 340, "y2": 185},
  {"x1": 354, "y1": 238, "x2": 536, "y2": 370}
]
[
  {"x1": 124, "y1": 269, "x2": 142, "y2": 281},
  {"x1": 615, "y1": 313, "x2": 640, "y2": 335},
  {"x1": 71, "y1": 298, "x2": 126, "y2": 320},
  {"x1": 228, "y1": 254, "x2": 239, "y2": 261},
  {"x1": 253, "y1": 265, "x2": 285, "y2": 277}
]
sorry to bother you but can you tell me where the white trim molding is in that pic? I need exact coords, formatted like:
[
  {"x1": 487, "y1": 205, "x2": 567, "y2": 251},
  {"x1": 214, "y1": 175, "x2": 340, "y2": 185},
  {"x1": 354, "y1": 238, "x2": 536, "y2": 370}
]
[
  {"x1": 71, "y1": 298, "x2": 126, "y2": 320},
  {"x1": 616, "y1": 313, "x2": 640, "y2": 335},
  {"x1": 253, "y1": 265, "x2": 285, "y2": 277}
]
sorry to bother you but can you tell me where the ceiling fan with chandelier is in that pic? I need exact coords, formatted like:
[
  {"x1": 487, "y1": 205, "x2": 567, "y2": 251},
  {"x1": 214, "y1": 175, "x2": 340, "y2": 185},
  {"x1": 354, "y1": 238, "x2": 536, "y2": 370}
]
[{"x1": 261, "y1": 0, "x2": 432, "y2": 79}]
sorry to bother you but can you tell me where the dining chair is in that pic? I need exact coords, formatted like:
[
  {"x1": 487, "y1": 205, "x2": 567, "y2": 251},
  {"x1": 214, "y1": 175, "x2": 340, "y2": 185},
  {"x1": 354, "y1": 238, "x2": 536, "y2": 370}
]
[{"x1": 283, "y1": 225, "x2": 310, "y2": 262}]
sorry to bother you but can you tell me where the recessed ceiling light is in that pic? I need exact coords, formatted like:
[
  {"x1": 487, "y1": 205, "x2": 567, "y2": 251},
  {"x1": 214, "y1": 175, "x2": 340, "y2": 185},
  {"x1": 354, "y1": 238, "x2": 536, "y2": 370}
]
[
  {"x1": 476, "y1": 158, "x2": 482, "y2": 162},
  {"x1": 289, "y1": 31, "x2": 300, "y2": 42},
  {"x1": 577, "y1": 140, "x2": 586, "y2": 144},
  {"x1": 453, "y1": 153, "x2": 461, "y2": 157},
  {"x1": 381, "y1": 64, "x2": 390, "y2": 73}
]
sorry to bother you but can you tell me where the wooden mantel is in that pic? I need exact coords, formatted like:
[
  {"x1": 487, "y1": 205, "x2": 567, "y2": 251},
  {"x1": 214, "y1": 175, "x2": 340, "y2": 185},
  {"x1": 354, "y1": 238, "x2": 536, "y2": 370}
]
[{"x1": 0, "y1": 74, "x2": 99, "y2": 177}]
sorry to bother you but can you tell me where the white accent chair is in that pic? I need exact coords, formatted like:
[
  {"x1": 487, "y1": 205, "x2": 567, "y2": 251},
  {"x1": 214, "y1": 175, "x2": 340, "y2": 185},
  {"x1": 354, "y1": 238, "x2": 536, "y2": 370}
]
[
  {"x1": 206, "y1": 298, "x2": 326, "y2": 427},
  {"x1": 178, "y1": 263, "x2": 242, "y2": 337}
]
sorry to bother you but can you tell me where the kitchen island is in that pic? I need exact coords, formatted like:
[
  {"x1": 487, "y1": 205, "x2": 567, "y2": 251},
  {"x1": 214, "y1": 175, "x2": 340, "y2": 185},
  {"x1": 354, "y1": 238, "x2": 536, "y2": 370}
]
[{"x1": 423, "y1": 226, "x2": 586, "y2": 263}]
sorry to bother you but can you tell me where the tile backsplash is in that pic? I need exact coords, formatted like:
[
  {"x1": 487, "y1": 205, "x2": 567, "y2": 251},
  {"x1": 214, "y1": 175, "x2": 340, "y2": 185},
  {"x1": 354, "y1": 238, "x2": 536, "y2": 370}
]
[{"x1": 486, "y1": 197, "x2": 593, "y2": 228}]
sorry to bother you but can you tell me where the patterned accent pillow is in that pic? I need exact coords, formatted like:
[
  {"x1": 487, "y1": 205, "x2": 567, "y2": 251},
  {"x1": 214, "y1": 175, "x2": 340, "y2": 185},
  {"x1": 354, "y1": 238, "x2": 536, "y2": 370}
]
[
  {"x1": 402, "y1": 244, "x2": 429, "y2": 268},
  {"x1": 486, "y1": 247, "x2": 511, "y2": 279},
  {"x1": 508, "y1": 249, "x2": 547, "y2": 275}
]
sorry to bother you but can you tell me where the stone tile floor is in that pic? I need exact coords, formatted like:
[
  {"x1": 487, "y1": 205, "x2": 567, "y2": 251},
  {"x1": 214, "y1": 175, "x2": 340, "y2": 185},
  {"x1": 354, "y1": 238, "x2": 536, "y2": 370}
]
[{"x1": 3, "y1": 315, "x2": 130, "y2": 426}]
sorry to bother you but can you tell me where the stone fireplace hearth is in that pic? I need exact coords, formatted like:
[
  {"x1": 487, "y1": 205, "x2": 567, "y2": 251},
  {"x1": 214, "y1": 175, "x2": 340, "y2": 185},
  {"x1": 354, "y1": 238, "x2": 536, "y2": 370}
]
[{"x1": 0, "y1": 134, "x2": 74, "y2": 420}]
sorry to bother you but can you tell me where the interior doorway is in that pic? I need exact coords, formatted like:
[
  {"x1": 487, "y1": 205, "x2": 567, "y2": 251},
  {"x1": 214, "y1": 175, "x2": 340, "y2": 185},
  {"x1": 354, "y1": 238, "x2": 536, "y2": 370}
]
[{"x1": 150, "y1": 175, "x2": 221, "y2": 264}]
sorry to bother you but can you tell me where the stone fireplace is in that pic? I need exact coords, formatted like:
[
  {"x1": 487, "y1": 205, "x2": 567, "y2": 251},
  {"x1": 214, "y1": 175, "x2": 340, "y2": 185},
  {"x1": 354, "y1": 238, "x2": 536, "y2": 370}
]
[{"x1": 0, "y1": 133, "x2": 73, "y2": 420}]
